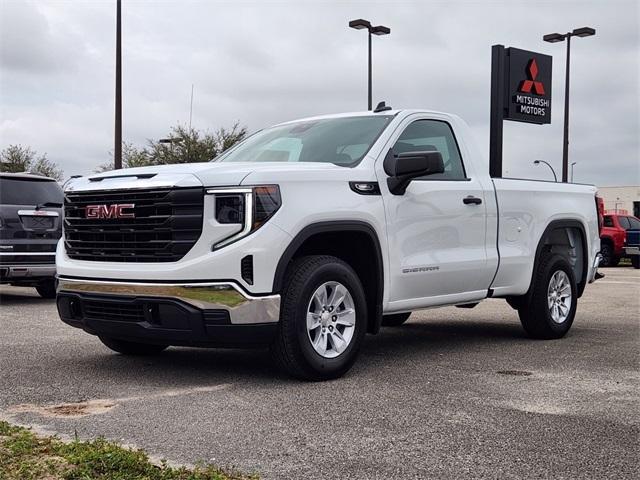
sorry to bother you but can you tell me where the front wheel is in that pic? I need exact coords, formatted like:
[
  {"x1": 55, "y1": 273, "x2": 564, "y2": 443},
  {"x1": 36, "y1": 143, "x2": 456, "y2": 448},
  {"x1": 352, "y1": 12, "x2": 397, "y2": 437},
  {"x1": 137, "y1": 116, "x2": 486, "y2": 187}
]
[
  {"x1": 632, "y1": 256, "x2": 640, "y2": 269},
  {"x1": 600, "y1": 242, "x2": 619, "y2": 267},
  {"x1": 99, "y1": 336, "x2": 168, "y2": 355},
  {"x1": 271, "y1": 255, "x2": 367, "y2": 381},
  {"x1": 518, "y1": 253, "x2": 578, "y2": 339}
]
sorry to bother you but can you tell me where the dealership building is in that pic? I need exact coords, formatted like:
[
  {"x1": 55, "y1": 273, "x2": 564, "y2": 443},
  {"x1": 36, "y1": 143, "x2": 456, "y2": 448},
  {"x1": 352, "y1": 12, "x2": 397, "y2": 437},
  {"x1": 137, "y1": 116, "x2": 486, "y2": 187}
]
[{"x1": 597, "y1": 186, "x2": 640, "y2": 217}]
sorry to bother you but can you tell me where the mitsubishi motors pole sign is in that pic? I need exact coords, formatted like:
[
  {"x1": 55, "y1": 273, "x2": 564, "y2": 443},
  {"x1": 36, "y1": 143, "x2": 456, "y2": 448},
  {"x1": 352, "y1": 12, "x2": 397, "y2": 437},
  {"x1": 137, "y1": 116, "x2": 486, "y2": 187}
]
[
  {"x1": 506, "y1": 47, "x2": 552, "y2": 124},
  {"x1": 489, "y1": 44, "x2": 553, "y2": 177}
]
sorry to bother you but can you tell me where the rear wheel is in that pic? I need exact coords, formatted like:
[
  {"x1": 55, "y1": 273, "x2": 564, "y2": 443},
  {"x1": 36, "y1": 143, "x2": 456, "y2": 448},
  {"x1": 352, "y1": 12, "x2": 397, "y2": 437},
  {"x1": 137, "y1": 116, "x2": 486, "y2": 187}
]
[
  {"x1": 632, "y1": 256, "x2": 640, "y2": 269},
  {"x1": 99, "y1": 336, "x2": 168, "y2": 355},
  {"x1": 382, "y1": 312, "x2": 411, "y2": 327},
  {"x1": 35, "y1": 279, "x2": 57, "y2": 299},
  {"x1": 518, "y1": 253, "x2": 577, "y2": 339},
  {"x1": 271, "y1": 255, "x2": 367, "y2": 381},
  {"x1": 600, "y1": 242, "x2": 619, "y2": 267}
]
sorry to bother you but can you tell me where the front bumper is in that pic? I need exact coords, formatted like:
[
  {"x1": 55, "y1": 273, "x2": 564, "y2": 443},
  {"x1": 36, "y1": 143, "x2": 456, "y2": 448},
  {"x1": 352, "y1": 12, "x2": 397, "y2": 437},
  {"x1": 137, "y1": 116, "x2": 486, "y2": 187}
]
[
  {"x1": 624, "y1": 246, "x2": 639, "y2": 256},
  {"x1": 56, "y1": 277, "x2": 280, "y2": 347},
  {"x1": 0, "y1": 264, "x2": 56, "y2": 281}
]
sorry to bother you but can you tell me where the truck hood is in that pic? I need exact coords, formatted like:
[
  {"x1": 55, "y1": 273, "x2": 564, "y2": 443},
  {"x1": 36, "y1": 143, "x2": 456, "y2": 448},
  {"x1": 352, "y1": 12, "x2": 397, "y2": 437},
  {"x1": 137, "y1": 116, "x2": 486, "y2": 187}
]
[{"x1": 66, "y1": 162, "x2": 354, "y2": 192}]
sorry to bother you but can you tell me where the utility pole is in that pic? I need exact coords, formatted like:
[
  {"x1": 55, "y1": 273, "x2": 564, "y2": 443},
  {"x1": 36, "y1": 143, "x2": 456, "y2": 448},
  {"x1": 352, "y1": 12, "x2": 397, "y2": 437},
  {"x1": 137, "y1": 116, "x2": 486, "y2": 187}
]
[{"x1": 114, "y1": 0, "x2": 122, "y2": 169}]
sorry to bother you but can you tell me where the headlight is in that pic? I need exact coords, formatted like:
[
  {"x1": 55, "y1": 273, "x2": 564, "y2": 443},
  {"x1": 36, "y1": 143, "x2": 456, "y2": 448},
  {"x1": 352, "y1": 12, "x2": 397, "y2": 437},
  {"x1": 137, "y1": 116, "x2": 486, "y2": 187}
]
[
  {"x1": 215, "y1": 193, "x2": 245, "y2": 224},
  {"x1": 207, "y1": 185, "x2": 281, "y2": 249}
]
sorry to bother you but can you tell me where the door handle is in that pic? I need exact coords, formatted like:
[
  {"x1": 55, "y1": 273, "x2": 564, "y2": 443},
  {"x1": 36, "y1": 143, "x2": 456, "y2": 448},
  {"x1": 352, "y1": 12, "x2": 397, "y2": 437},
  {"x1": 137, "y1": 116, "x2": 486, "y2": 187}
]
[{"x1": 463, "y1": 195, "x2": 482, "y2": 205}]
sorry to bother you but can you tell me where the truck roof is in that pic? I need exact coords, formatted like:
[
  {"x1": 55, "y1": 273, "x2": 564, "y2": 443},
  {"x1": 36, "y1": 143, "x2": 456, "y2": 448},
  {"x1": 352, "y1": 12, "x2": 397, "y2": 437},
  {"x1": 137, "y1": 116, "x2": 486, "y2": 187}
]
[
  {"x1": 275, "y1": 109, "x2": 456, "y2": 126},
  {"x1": 0, "y1": 172, "x2": 58, "y2": 181}
]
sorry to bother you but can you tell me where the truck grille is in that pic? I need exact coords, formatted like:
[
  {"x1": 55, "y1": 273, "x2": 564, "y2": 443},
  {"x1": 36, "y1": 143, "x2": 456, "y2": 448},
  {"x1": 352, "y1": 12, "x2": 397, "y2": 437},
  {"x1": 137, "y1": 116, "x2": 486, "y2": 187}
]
[
  {"x1": 0, "y1": 254, "x2": 55, "y2": 265},
  {"x1": 83, "y1": 299, "x2": 146, "y2": 323},
  {"x1": 64, "y1": 187, "x2": 203, "y2": 262}
]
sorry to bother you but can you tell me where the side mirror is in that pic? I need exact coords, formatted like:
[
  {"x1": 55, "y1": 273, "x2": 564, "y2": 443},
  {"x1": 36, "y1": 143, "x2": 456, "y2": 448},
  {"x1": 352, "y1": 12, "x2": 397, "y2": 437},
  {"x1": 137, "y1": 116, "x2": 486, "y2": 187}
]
[{"x1": 383, "y1": 149, "x2": 444, "y2": 195}]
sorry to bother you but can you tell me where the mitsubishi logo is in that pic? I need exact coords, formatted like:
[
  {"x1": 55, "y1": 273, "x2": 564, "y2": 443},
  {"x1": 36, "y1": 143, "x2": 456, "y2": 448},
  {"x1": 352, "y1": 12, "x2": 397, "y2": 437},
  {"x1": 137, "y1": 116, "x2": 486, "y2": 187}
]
[
  {"x1": 85, "y1": 204, "x2": 135, "y2": 219},
  {"x1": 519, "y1": 58, "x2": 545, "y2": 95}
]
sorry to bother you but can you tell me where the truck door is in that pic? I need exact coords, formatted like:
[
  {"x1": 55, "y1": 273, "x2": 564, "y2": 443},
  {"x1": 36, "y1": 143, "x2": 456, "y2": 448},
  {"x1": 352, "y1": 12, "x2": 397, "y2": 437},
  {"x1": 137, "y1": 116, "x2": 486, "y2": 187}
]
[{"x1": 377, "y1": 116, "x2": 494, "y2": 310}]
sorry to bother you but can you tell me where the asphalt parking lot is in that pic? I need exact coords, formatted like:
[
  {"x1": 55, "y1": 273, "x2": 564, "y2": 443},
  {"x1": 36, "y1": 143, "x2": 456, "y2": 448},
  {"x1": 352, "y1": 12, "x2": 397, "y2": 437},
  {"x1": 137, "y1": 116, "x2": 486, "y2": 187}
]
[{"x1": 1, "y1": 267, "x2": 638, "y2": 479}]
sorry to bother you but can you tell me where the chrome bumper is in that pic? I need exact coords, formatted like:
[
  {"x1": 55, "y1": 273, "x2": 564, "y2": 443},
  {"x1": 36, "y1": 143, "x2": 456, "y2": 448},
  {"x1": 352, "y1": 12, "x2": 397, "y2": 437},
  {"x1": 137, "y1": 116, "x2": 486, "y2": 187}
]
[
  {"x1": 624, "y1": 246, "x2": 639, "y2": 256},
  {"x1": 57, "y1": 277, "x2": 280, "y2": 325}
]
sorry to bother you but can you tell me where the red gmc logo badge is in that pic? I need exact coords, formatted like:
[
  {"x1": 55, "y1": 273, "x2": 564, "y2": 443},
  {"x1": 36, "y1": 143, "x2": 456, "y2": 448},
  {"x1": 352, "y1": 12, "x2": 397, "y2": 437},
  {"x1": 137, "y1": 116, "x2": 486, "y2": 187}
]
[{"x1": 85, "y1": 204, "x2": 135, "y2": 219}]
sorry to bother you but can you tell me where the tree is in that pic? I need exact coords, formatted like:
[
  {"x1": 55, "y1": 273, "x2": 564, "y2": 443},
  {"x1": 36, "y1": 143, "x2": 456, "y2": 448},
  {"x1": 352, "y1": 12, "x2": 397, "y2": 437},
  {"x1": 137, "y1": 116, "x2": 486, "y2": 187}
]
[
  {"x1": 0, "y1": 145, "x2": 64, "y2": 181},
  {"x1": 97, "y1": 122, "x2": 247, "y2": 172}
]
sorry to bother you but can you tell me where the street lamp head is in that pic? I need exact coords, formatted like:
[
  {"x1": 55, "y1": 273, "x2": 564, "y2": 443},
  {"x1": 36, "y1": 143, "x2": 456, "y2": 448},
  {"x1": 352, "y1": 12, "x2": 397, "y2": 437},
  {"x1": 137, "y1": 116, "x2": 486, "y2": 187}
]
[
  {"x1": 349, "y1": 19, "x2": 371, "y2": 30},
  {"x1": 572, "y1": 26, "x2": 596, "y2": 37},
  {"x1": 543, "y1": 33, "x2": 566, "y2": 43},
  {"x1": 533, "y1": 160, "x2": 541, "y2": 165},
  {"x1": 371, "y1": 25, "x2": 391, "y2": 35}
]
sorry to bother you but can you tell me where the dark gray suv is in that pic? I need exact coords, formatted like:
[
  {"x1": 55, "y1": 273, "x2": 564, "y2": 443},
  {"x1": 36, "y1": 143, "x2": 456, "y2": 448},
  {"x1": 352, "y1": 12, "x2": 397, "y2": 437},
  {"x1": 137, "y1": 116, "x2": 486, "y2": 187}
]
[{"x1": 0, "y1": 173, "x2": 63, "y2": 298}]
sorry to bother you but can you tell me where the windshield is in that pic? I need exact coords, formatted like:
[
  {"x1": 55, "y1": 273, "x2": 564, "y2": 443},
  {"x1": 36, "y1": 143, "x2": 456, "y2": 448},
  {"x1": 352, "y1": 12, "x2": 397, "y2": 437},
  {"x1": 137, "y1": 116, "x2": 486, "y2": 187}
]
[
  {"x1": 215, "y1": 116, "x2": 393, "y2": 166},
  {"x1": 0, "y1": 178, "x2": 63, "y2": 206}
]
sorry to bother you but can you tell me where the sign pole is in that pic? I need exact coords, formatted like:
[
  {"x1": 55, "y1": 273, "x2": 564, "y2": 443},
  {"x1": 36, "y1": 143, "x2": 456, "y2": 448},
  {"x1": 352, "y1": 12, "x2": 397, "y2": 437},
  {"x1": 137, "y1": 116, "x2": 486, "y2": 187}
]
[
  {"x1": 489, "y1": 45, "x2": 506, "y2": 178},
  {"x1": 489, "y1": 44, "x2": 552, "y2": 179}
]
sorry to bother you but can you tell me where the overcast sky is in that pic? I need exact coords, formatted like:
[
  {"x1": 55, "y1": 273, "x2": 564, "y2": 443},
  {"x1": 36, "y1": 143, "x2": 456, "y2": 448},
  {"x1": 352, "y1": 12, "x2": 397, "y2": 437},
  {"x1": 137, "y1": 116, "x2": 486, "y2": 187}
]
[{"x1": 1, "y1": 0, "x2": 638, "y2": 185}]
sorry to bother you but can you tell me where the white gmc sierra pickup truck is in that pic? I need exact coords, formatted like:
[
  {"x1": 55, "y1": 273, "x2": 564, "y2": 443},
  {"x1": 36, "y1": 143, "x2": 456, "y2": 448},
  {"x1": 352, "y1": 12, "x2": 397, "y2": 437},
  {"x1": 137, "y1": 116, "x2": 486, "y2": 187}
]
[{"x1": 57, "y1": 109, "x2": 602, "y2": 380}]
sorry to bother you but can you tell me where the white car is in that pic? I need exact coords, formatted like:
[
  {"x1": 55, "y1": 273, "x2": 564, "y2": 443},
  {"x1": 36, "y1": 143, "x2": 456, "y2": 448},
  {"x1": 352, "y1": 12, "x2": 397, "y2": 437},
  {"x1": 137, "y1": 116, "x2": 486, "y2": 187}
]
[{"x1": 56, "y1": 109, "x2": 602, "y2": 380}]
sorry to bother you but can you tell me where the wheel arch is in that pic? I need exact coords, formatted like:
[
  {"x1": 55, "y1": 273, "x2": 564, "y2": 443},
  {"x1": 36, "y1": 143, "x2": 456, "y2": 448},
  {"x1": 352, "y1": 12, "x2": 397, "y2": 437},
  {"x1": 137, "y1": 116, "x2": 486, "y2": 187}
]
[
  {"x1": 599, "y1": 235, "x2": 614, "y2": 247},
  {"x1": 273, "y1": 221, "x2": 384, "y2": 334},
  {"x1": 531, "y1": 219, "x2": 589, "y2": 298},
  {"x1": 505, "y1": 219, "x2": 589, "y2": 310}
]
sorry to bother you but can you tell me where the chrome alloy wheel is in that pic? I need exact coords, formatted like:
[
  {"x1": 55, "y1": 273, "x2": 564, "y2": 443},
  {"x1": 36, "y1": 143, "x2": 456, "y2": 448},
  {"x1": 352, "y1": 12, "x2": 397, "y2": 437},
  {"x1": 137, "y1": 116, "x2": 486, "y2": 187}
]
[
  {"x1": 306, "y1": 281, "x2": 356, "y2": 359},
  {"x1": 547, "y1": 270, "x2": 572, "y2": 324}
]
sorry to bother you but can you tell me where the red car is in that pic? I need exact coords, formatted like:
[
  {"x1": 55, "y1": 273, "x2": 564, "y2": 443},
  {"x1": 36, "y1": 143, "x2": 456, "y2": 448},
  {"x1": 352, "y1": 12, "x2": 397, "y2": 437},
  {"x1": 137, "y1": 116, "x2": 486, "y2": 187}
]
[{"x1": 600, "y1": 212, "x2": 640, "y2": 266}]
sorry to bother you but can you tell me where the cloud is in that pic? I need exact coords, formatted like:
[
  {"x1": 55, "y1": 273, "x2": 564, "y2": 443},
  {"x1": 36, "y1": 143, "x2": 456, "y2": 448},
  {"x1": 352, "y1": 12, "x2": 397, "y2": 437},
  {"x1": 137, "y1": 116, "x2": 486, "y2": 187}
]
[
  {"x1": 0, "y1": 0, "x2": 87, "y2": 74},
  {"x1": 0, "y1": 0, "x2": 638, "y2": 186}
]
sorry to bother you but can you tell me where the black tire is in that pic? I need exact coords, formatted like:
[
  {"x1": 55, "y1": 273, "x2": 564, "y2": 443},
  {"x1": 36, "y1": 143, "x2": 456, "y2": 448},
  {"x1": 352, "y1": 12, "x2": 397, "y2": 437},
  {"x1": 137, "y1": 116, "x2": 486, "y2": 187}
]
[
  {"x1": 98, "y1": 336, "x2": 168, "y2": 355},
  {"x1": 518, "y1": 253, "x2": 578, "y2": 339},
  {"x1": 382, "y1": 312, "x2": 411, "y2": 327},
  {"x1": 271, "y1": 255, "x2": 367, "y2": 381},
  {"x1": 35, "y1": 279, "x2": 57, "y2": 299},
  {"x1": 600, "y1": 242, "x2": 619, "y2": 267},
  {"x1": 632, "y1": 256, "x2": 640, "y2": 269}
]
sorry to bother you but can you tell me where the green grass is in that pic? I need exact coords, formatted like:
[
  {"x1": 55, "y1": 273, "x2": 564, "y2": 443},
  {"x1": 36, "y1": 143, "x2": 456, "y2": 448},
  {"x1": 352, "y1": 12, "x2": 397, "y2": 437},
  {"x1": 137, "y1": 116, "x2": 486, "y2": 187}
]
[{"x1": 0, "y1": 421, "x2": 257, "y2": 480}]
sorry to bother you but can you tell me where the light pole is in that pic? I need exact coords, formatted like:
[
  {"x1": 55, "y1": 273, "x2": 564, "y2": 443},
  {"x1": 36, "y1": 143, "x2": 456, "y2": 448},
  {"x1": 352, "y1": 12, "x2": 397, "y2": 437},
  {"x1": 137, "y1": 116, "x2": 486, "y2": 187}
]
[
  {"x1": 570, "y1": 161, "x2": 577, "y2": 182},
  {"x1": 114, "y1": 0, "x2": 122, "y2": 170},
  {"x1": 349, "y1": 19, "x2": 390, "y2": 110},
  {"x1": 534, "y1": 160, "x2": 558, "y2": 182},
  {"x1": 543, "y1": 26, "x2": 595, "y2": 183}
]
